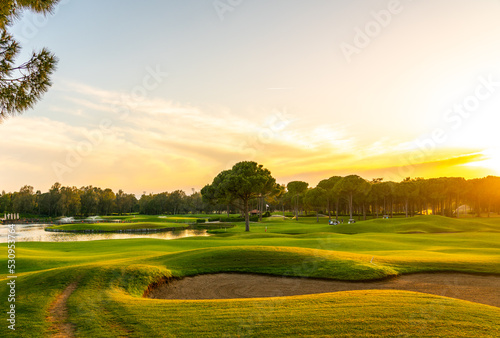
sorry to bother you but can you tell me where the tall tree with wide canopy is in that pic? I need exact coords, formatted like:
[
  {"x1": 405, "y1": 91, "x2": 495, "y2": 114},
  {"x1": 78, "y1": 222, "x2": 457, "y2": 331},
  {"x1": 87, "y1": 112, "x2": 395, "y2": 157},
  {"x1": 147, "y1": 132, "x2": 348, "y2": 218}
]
[
  {"x1": 334, "y1": 175, "x2": 370, "y2": 220},
  {"x1": 203, "y1": 161, "x2": 277, "y2": 231},
  {"x1": 317, "y1": 176, "x2": 342, "y2": 220},
  {"x1": 304, "y1": 187, "x2": 327, "y2": 223},
  {"x1": 286, "y1": 181, "x2": 309, "y2": 221},
  {"x1": 397, "y1": 178, "x2": 415, "y2": 218},
  {"x1": 266, "y1": 184, "x2": 286, "y2": 218},
  {"x1": 0, "y1": 0, "x2": 59, "y2": 120}
]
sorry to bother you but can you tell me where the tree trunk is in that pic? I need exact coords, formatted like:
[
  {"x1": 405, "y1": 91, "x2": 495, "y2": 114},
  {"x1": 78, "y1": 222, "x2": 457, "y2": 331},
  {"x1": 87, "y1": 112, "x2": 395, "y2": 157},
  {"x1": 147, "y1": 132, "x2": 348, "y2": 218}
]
[
  {"x1": 349, "y1": 193, "x2": 353, "y2": 220},
  {"x1": 448, "y1": 196, "x2": 452, "y2": 217},
  {"x1": 259, "y1": 196, "x2": 263, "y2": 222},
  {"x1": 335, "y1": 198, "x2": 339, "y2": 221},
  {"x1": 327, "y1": 197, "x2": 331, "y2": 220},
  {"x1": 295, "y1": 195, "x2": 299, "y2": 221},
  {"x1": 244, "y1": 199, "x2": 250, "y2": 231}
]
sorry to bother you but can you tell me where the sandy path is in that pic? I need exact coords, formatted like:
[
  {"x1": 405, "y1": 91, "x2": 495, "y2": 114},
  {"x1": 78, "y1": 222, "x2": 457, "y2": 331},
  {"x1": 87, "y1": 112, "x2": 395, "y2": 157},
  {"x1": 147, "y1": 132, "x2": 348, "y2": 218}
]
[
  {"x1": 47, "y1": 281, "x2": 78, "y2": 338},
  {"x1": 147, "y1": 273, "x2": 500, "y2": 307}
]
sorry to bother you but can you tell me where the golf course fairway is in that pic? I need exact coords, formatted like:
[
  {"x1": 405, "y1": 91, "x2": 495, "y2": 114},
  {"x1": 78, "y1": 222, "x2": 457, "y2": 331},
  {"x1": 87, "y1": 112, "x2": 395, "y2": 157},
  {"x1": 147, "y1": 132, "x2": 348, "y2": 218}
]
[{"x1": 1, "y1": 215, "x2": 499, "y2": 337}]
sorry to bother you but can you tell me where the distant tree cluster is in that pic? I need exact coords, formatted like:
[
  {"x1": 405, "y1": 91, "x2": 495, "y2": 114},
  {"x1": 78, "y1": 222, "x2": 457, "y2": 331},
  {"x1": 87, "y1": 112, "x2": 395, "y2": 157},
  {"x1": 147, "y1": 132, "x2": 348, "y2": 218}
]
[
  {"x1": 286, "y1": 175, "x2": 500, "y2": 222},
  {"x1": 137, "y1": 190, "x2": 206, "y2": 215},
  {"x1": 0, "y1": 183, "x2": 209, "y2": 217},
  {"x1": 0, "y1": 183, "x2": 138, "y2": 217}
]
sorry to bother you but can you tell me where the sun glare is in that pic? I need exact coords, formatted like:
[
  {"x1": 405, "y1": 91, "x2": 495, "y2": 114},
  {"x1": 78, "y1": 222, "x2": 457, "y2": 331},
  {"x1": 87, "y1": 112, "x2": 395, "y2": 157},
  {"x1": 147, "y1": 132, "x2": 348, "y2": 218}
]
[{"x1": 464, "y1": 149, "x2": 500, "y2": 175}]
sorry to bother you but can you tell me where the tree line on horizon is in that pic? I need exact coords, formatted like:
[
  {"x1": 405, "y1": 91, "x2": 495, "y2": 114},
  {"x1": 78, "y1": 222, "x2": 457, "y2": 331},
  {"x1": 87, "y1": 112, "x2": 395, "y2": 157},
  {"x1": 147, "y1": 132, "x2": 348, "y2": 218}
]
[
  {"x1": 201, "y1": 163, "x2": 500, "y2": 229},
  {"x1": 0, "y1": 183, "x2": 207, "y2": 218},
  {"x1": 2, "y1": 162, "x2": 500, "y2": 224}
]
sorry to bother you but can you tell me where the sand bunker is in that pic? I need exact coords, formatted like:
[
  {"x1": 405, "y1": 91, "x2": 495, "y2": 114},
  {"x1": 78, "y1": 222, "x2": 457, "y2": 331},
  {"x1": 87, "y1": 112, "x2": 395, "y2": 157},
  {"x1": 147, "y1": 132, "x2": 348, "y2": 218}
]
[{"x1": 146, "y1": 273, "x2": 500, "y2": 307}]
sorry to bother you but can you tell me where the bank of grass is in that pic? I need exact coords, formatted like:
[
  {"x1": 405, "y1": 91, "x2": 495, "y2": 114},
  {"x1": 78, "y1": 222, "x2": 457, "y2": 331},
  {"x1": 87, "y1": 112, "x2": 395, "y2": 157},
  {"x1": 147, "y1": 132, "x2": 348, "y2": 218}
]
[
  {"x1": 46, "y1": 221, "x2": 189, "y2": 232},
  {"x1": 1, "y1": 215, "x2": 500, "y2": 336},
  {"x1": 47, "y1": 214, "x2": 226, "y2": 231},
  {"x1": 218, "y1": 214, "x2": 500, "y2": 234},
  {"x1": 100, "y1": 214, "x2": 237, "y2": 222}
]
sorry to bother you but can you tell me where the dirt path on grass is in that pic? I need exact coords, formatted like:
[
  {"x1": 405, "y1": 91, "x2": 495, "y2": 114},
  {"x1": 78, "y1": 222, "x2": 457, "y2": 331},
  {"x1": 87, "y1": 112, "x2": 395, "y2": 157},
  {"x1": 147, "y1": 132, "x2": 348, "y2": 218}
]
[
  {"x1": 147, "y1": 273, "x2": 500, "y2": 307},
  {"x1": 47, "y1": 281, "x2": 78, "y2": 338}
]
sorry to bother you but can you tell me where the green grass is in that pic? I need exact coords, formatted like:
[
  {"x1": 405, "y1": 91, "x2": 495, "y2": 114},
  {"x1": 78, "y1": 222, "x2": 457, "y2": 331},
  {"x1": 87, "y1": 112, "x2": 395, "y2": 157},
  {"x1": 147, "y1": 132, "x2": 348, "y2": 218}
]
[
  {"x1": 100, "y1": 214, "x2": 236, "y2": 222},
  {"x1": 47, "y1": 214, "x2": 228, "y2": 231},
  {"x1": 330, "y1": 215, "x2": 500, "y2": 234},
  {"x1": 1, "y1": 215, "x2": 499, "y2": 336},
  {"x1": 46, "y1": 221, "x2": 189, "y2": 232}
]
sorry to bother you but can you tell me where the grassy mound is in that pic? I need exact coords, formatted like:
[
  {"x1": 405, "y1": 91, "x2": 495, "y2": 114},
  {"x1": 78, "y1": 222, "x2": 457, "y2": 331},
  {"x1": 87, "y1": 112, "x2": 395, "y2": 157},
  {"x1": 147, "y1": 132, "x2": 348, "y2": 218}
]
[
  {"x1": 331, "y1": 215, "x2": 500, "y2": 234},
  {"x1": 144, "y1": 246, "x2": 397, "y2": 280},
  {"x1": 110, "y1": 290, "x2": 499, "y2": 337}
]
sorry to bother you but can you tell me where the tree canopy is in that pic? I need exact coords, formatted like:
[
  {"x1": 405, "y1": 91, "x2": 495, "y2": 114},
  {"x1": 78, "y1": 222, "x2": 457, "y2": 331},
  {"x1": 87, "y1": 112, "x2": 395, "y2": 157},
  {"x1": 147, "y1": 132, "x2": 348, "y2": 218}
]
[
  {"x1": 334, "y1": 175, "x2": 371, "y2": 220},
  {"x1": 286, "y1": 181, "x2": 308, "y2": 221},
  {"x1": 0, "y1": 0, "x2": 59, "y2": 120},
  {"x1": 304, "y1": 186, "x2": 326, "y2": 222},
  {"x1": 202, "y1": 161, "x2": 278, "y2": 231}
]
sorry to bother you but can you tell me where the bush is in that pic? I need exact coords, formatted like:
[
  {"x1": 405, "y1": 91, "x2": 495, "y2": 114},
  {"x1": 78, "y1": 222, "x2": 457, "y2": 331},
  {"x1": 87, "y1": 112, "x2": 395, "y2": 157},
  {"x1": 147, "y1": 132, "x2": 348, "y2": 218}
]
[{"x1": 196, "y1": 219, "x2": 206, "y2": 223}]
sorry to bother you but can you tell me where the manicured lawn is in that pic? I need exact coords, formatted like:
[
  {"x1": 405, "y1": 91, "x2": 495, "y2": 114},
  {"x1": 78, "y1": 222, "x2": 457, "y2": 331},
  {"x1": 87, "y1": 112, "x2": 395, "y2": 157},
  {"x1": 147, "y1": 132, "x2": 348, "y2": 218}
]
[
  {"x1": 1, "y1": 215, "x2": 499, "y2": 336},
  {"x1": 46, "y1": 214, "x2": 236, "y2": 232},
  {"x1": 46, "y1": 221, "x2": 189, "y2": 232}
]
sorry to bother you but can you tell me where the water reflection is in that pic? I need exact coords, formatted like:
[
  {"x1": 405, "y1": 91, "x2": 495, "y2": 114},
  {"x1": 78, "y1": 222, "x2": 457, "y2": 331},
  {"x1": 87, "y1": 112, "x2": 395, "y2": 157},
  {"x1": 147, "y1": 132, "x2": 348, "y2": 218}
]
[{"x1": 0, "y1": 224, "x2": 209, "y2": 242}]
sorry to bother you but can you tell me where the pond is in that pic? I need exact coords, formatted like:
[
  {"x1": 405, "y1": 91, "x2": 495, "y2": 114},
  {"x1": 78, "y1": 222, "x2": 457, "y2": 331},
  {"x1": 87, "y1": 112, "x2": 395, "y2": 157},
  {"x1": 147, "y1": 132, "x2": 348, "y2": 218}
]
[{"x1": 0, "y1": 223, "x2": 209, "y2": 242}]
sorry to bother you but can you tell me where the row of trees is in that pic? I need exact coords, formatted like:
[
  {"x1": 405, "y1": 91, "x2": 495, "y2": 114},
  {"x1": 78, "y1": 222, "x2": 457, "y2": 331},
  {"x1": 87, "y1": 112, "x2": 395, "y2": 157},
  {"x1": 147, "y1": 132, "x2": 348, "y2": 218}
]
[
  {"x1": 0, "y1": 181, "x2": 263, "y2": 219},
  {"x1": 285, "y1": 175, "x2": 500, "y2": 222},
  {"x1": 137, "y1": 190, "x2": 205, "y2": 215},
  {"x1": 0, "y1": 183, "x2": 138, "y2": 217},
  {"x1": 3, "y1": 162, "x2": 500, "y2": 225},
  {"x1": 0, "y1": 183, "x2": 210, "y2": 217},
  {"x1": 202, "y1": 162, "x2": 500, "y2": 230}
]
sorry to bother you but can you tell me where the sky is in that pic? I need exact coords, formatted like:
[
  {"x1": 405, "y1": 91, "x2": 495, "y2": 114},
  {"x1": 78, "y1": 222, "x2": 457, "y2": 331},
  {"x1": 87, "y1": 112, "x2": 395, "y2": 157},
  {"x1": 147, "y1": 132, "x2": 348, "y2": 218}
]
[{"x1": 2, "y1": 0, "x2": 500, "y2": 196}]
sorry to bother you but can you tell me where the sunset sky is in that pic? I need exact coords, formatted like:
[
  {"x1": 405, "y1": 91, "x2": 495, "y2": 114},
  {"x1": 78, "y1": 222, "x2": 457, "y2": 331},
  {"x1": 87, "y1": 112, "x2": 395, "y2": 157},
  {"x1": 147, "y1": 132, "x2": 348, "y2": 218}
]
[{"x1": 2, "y1": 0, "x2": 500, "y2": 195}]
